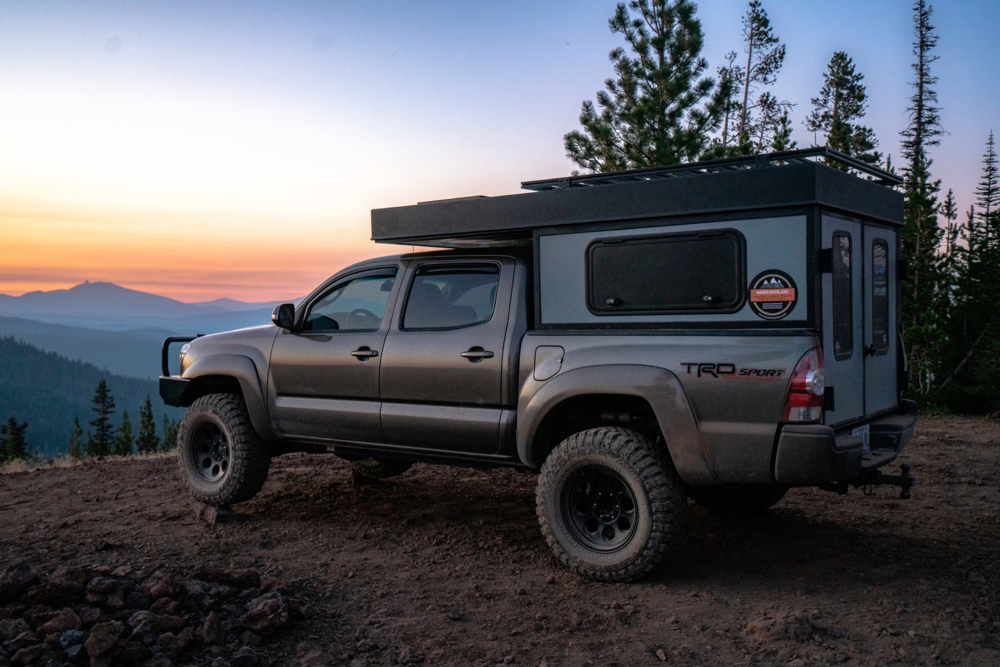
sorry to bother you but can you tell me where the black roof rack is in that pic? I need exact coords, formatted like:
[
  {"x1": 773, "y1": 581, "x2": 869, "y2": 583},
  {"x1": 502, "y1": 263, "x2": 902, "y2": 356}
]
[{"x1": 521, "y1": 147, "x2": 902, "y2": 192}]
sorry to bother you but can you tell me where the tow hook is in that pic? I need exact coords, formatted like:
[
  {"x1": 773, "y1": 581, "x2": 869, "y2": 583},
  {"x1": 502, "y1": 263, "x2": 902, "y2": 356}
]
[
  {"x1": 819, "y1": 464, "x2": 916, "y2": 499},
  {"x1": 860, "y1": 464, "x2": 916, "y2": 500}
]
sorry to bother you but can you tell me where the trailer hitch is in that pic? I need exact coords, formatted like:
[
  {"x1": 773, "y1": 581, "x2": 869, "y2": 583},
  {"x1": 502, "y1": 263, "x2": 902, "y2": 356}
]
[{"x1": 818, "y1": 464, "x2": 916, "y2": 499}]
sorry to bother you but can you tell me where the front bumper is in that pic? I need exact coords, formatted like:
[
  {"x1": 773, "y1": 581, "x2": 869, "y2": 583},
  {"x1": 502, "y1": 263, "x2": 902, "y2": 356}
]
[
  {"x1": 160, "y1": 376, "x2": 191, "y2": 407},
  {"x1": 773, "y1": 399, "x2": 917, "y2": 486}
]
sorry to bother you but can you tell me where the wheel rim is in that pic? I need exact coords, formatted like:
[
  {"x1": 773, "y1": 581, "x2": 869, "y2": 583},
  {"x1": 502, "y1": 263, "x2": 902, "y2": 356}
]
[
  {"x1": 191, "y1": 422, "x2": 231, "y2": 483},
  {"x1": 562, "y1": 465, "x2": 639, "y2": 552}
]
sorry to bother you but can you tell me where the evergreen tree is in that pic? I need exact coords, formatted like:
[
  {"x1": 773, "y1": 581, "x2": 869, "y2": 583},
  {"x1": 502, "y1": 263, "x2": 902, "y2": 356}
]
[
  {"x1": 87, "y1": 378, "x2": 116, "y2": 457},
  {"x1": 771, "y1": 111, "x2": 797, "y2": 151},
  {"x1": 113, "y1": 410, "x2": 134, "y2": 457},
  {"x1": 161, "y1": 416, "x2": 179, "y2": 452},
  {"x1": 1, "y1": 418, "x2": 29, "y2": 462},
  {"x1": 735, "y1": 0, "x2": 791, "y2": 151},
  {"x1": 898, "y1": 0, "x2": 946, "y2": 396},
  {"x1": 804, "y1": 51, "x2": 881, "y2": 165},
  {"x1": 564, "y1": 0, "x2": 732, "y2": 171},
  {"x1": 136, "y1": 395, "x2": 159, "y2": 455},
  {"x1": 68, "y1": 418, "x2": 84, "y2": 460},
  {"x1": 715, "y1": 50, "x2": 744, "y2": 151}
]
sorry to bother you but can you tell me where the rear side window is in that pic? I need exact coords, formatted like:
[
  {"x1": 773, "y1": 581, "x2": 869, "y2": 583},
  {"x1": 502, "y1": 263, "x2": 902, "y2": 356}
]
[
  {"x1": 872, "y1": 240, "x2": 890, "y2": 355},
  {"x1": 832, "y1": 232, "x2": 853, "y2": 359},
  {"x1": 403, "y1": 264, "x2": 500, "y2": 330},
  {"x1": 587, "y1": 231, "x2": 744, "y2": 313}
]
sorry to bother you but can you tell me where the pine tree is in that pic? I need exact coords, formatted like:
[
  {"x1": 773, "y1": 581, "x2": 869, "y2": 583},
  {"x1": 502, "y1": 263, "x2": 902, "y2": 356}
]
[
  {"x1": 136, "y1": 395, "x2": 159, "y2": 455},
  {"x1": 805, "y1": 51, "x2": 881, "y2": 165},
  {"x1": 771, "y1": 111, "x2": 797, "y2": 151},
  {"x1": 88, "y1": 379, "x2": 116, "y2": 457},
  {"x1": 1, "y1": 418, "x2": 29, "y2": 462},
  {"x1": 564, "y1": 0, "x2": 732, "y2": 171},
  {"x1": 735, "y1": 0, "x2": 791, "y2": 151},
  {"x1": 715, "y1": 51, "x2": 744, "y2": 151},
  {"x1": 113, "y1": 410, "x2": 134, "y2": 457},
  {"x1": 68, "y1": 418, "x2": 84, "y2": 460},
  {"x1": 161, "y1": 416, "x2": 179, "y2": 452}
]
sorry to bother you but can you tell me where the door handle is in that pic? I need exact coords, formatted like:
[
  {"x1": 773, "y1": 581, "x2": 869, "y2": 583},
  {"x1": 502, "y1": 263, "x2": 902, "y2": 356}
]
[
  {"x1": 351, "y1": 347, "x2": 379, "y2": 360},
  {"x1": 461, "y1": 347, "x2": 494, "y2": 361}
]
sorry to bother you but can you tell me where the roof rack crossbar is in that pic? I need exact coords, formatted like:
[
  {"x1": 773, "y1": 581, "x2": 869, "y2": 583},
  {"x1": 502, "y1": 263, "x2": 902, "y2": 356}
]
[{"x1": 521, "y1": 147, "x2": 902, "y2": 191}]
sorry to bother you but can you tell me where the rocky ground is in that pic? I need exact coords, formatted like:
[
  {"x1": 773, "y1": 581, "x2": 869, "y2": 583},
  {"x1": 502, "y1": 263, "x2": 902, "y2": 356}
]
[{"x1": 1, "y1": 416, "x2": 998, "y2": 667}]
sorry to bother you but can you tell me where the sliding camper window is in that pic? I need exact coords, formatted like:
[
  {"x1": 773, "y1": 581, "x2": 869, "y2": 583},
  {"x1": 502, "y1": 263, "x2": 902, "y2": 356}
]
[
  {"x1": 587, "y1": 230, "x2": 744, "y2": 314},
  {"x1": 872, "y1": 239, "x2": 890, "y2": 356},
  {"x1": 832, "y1": 232, "x2": 853, "y2": 359}
]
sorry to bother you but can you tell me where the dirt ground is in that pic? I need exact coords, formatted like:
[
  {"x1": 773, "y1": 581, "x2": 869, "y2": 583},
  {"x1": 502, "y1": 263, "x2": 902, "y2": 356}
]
[{"x1": 1, "y1": 416, "x2": 999, "y2": 667}]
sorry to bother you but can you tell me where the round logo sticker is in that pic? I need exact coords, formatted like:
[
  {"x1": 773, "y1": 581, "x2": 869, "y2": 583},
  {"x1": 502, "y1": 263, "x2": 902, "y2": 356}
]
[{"x1": 749, "y1": 271, "x2": 797, "y2": 320}]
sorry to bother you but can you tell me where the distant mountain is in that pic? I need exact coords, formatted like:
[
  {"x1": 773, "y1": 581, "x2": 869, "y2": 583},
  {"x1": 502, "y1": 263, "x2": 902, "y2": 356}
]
[
  {"x1": 0, "y1": 281, "x2": 287, "y2": 331},
  {"x1": 0, "y1": 337, "x2": 183, "y2": 458}
]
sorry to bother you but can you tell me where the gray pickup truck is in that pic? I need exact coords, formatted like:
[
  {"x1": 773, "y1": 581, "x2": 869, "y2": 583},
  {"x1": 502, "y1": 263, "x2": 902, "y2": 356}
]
[{"x1": 161, "y1": 148, "x2": 917, "y2": 582}]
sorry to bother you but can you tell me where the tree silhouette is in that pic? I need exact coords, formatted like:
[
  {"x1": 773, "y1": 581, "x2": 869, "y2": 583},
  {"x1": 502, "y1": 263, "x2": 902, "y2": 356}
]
[{"x1": 88, "y1": 379, "x2": 116, "y2": 457}]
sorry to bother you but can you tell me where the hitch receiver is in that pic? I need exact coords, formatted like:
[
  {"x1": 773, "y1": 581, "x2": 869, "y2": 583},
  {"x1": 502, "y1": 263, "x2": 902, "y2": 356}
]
[{"x1": 861, "y1": 463, "x2": 916, "y2": 500}]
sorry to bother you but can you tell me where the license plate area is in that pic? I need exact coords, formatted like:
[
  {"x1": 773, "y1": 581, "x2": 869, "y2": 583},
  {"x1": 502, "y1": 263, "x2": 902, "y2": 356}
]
[{"x1": 852, "y1": 424, "x2": 871, "y2": 453}]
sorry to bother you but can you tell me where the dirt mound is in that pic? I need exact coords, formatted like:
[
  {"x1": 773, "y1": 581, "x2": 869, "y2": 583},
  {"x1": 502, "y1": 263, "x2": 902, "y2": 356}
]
[{"x1": 1, "y1": 416, "x2": 999, "y2": 666}]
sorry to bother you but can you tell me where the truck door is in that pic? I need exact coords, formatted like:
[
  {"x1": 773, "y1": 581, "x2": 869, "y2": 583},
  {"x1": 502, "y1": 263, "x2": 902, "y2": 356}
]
[
  {"x1": 268, "y1": 267, "x2": 399, "y2": 443},
  {"x1": 380, "y1": 258, "x2": 514, "y2": 454},
  {"x1": 821, "y1": 215, "x2": 865, "y2": 427},
  {"x1": 863, "y1": 224, "x2": 898, "y2": 416}
]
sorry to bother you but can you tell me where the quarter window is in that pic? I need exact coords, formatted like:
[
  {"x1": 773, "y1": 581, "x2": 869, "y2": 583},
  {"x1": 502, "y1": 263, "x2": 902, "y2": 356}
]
[
  {"x1": 831, "y1": 232, "x2": 853, "y2": 359},
  {"x1": 872, "y1": 240, "x2": 890, "y2": 355},
  {"x1": 587, "y1": 231, "x2": 744, "y2": 313},
  {"x1": 403, "y1": 265, "x2": 500, "y2": 330},
  {"x1": 302, "y1": 271, "x2": 396, "y2": 333}
]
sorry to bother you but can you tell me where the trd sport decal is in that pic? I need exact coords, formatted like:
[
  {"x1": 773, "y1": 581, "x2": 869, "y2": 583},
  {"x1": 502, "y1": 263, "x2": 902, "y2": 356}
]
[
  {"x1": 681, "y1": 363, "x2": 786, "y2": 381},
  {"x1": 748, "y1": 270, "x2": 797, "y2": 320}
]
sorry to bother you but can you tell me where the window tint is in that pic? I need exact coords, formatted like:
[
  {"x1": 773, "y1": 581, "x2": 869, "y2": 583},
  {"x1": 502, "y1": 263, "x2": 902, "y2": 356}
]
[
  {"x1": 588, "y1": 231, "x2": 743, "y2": 313},
  {"x1": 403, "y1": 265, "x2": 500, "y2": 330},
  {"x1": 302, "y1": 271, "x2": 396, "y2": 332},
  {"x1": 832, "y1": 232, "x2": 853, "y2": 359},
  {"x1": 872, "y1": 240, "x2": 889, "y2": 355}
]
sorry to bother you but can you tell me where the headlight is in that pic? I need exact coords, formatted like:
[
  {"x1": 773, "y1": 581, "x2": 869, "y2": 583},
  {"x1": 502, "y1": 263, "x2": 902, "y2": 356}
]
[{"x1": 180, "y1": 343, "x2": 192, "y2": 364}]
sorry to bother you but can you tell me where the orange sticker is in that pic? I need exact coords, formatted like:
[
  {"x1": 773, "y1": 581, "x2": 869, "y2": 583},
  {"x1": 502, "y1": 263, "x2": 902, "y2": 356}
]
[{"x1": 750, "y1": 288, "x2": 796, "y2": 302}]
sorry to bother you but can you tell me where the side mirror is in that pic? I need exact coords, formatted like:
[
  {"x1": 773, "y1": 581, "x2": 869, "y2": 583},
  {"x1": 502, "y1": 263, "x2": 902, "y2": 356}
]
[{"x1": 271, "y1": 303, "x2": 295, "y2": 330}]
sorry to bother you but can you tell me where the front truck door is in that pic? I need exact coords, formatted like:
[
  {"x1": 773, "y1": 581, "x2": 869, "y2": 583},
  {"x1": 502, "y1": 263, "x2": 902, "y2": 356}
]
[
  {"x1": 380, "y1": 258, "x2": 514, "y2": 454},
  {"x1": 268, "y1": 267, "x2": 399, "y2": 443},
  {"x1": 821, "y1": 214, "x2": 865, "y2": 427},
  {"x1": 863, "y1": 224, "x2": 898, "y2": 415}
]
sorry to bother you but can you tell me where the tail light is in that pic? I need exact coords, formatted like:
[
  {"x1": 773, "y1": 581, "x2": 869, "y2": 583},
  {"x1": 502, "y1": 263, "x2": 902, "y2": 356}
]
[{"x1": 781, "y1": 348, "x2": 825, "y2": 422}]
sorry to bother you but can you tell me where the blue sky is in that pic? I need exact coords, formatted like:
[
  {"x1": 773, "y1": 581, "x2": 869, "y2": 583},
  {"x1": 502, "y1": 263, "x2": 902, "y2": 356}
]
[{"x1": 0, "y1": 1, "x2": 997, "y2": 300}]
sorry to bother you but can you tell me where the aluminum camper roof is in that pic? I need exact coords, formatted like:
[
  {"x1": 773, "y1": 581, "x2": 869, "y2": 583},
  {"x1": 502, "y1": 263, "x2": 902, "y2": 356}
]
[{"x1": 370, "y1": 148, "x2": 905, "y2": 248}]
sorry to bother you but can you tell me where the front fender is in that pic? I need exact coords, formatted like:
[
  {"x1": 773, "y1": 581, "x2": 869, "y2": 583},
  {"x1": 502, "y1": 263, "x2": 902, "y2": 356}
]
[
  {"x1": 183, "y1": 354, "x2": 276, "y2": 440},
  {"x1": 517, "y1": 364, "x2": 716, "y2": 485}
]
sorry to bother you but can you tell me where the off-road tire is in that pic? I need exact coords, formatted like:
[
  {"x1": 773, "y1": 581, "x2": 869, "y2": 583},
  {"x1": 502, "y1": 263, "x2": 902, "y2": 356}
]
[
  {"x1": 536, "y1": 427, "x2": 687, "y2": 582},
  {"x1": 177, "y1": 392, "x2": 270, "y2": 506},
  {"x1": 350, "y1": 458, "x2": 413, "y2": 480},
  {"x1": 688, "y1": 485, "x2": 789, "y2": 516}
]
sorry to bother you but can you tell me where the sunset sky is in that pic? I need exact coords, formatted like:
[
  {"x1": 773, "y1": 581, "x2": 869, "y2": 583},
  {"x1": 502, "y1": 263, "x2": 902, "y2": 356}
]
[{"x1": 1, "y1": 1, "x2": 998, "y2": 302}]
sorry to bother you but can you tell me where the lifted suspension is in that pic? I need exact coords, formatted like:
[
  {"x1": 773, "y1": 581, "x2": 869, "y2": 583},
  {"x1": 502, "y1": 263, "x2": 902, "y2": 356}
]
[{"x1": 819, "y1": 464, "x2": 916, "y2": 500}]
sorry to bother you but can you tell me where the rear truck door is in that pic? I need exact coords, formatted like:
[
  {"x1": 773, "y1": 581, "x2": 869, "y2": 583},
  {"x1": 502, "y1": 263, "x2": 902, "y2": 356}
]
[
  {"x1": 379, "y1": 257, "x2": 514, "y2": 454},
  {"x1": 821, "y1": 215, "x2": 865, "y2": 427},
  {"x1": 268, "y1": 267, "x2": 399, "y2": 443},
  {"x1": 863, "y1": 224, "x2": 898, "y2": 416}
]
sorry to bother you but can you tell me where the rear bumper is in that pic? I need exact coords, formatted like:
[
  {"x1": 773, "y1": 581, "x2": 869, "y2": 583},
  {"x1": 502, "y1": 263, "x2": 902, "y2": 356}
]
[
  {"x1": 160, "y1": 376, "x2": 191, "y2": 407},
  {"x1": 773, "y1": 399, "x2": 917, "y2": 486}
]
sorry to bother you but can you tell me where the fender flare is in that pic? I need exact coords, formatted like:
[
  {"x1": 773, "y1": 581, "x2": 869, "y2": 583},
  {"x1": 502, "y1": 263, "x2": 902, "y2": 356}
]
[
  {"x1": 182, "y1": 355, "x2": 276, "y2": 440},
  {"x1": 517, "y1": 364, "x2": 716, "y2": 485}
]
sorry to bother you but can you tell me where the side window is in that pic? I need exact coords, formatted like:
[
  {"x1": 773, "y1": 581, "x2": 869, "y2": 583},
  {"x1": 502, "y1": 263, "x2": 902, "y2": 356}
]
[
  {"x1": 302, "y1": 271, "x2": 396, "y2": 333},
  {"x1": 872, "y1": 240, "x2": 890, "y2": 355},
  {"x1": 587, "y1": 230, "x2": 744, "y2": 313},
  {"x1": 403, "y1": 265, "x2": 500, "y2": 330},
  {"x1": 832, "y1": 232, "x2": 853, "y2": 359}
]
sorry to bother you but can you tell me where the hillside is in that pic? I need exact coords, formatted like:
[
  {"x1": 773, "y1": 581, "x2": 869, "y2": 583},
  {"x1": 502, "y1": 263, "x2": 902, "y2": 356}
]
[{"x1": 0, "y1": 337, "x2": 183, "y2": 458}]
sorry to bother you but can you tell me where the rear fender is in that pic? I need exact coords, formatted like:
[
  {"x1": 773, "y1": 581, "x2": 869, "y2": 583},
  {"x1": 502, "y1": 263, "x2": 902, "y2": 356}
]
[
  {"x1": 517, "y1": 364, "x2": 715, "y2": 485},
  {"x1": 183, "y1": 355, "x2": 276, "y2": 440}
]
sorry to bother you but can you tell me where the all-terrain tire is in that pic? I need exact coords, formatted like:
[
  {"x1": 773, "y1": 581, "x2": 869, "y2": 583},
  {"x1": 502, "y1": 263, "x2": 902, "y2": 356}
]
[
  {"x1": 350, "y1": 458, "x2": 413, "y2": 480},
  {"x1": 688, "y1": 485, "x2": 789, "y2": 516},
  {"x1": 177, "y1": 392, "x2": 270, "y2": 506},
  {"x1": 536, "y1": 427, "x2": 688, "y2": 582}
]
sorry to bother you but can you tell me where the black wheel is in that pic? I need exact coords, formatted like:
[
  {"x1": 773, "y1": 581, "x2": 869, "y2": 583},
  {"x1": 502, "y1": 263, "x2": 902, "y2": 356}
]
[
  {"x1": 688, "y1": 485, "x2": 789, "y2": 516},
  {"x1": 177, "y1": 393, "x2": 270, "y2": 505},
  {"x1": 536, "y1": 427, "x2": 687, "y2": 582},
  {"x1": 350, "y1": 458, "x2": 412, "y2": 480}
]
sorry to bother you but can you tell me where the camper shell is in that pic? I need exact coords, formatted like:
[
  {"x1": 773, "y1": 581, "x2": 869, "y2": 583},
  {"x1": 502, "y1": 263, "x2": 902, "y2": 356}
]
[{"x1": 161, "y1": 148, "x2": 917, "y2": 582}]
